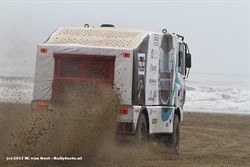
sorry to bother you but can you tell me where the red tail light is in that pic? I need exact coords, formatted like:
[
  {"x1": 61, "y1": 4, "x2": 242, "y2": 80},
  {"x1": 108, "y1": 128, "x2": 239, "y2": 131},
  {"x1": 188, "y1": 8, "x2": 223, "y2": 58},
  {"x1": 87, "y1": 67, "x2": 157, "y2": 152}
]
[
  {"x1": 40, "y1": 48, "x2": 48, "y2": 53},
  {"x1": 121, "y1": 107, "x2": 128, "y2": 114},
  {"x1": 123, "y1": 52, "x2": 130, "y2": 57},
  {"x1": 37, "y1": 101, "x2": 48, "y2": 107}
]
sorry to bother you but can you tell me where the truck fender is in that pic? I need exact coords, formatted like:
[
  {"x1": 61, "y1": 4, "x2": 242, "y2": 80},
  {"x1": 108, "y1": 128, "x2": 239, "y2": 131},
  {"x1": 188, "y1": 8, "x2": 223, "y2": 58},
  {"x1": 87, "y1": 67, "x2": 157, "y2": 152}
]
[
  {"x1": 174, "y1": 107, "x2": 183, "y2": 123},
  {"x1": 134, "y1": 107, "x2": 149, "y2": 134}
]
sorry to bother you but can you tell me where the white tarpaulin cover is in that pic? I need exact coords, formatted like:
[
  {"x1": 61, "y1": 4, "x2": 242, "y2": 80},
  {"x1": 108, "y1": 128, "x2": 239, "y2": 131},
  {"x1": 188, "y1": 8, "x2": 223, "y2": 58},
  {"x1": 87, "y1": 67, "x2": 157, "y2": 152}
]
[
  {"x1": 45, "y1": 27, "x2": 149, "y2": 48},
  {"x1": 33, "y1": 27, "x2": 150, "y2": 104}
]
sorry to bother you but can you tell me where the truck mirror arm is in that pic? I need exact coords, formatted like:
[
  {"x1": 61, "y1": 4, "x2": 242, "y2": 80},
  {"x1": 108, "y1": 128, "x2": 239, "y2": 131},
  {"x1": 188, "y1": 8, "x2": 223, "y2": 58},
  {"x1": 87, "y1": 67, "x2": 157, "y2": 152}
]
[{"x1": 185, "y1": 68, "x2": 191, "y2": 78}]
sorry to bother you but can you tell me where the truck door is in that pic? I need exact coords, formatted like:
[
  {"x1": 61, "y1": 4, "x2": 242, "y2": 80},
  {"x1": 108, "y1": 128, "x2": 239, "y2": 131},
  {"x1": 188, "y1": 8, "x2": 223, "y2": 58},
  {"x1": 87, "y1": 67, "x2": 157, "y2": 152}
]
[{"x1": 176, "y1": 43, "x2": 186, "y2": 107}]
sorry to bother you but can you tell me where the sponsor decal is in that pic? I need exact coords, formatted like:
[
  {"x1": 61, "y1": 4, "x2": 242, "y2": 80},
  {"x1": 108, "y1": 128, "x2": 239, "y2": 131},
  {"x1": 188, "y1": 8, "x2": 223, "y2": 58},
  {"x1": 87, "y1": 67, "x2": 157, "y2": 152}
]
[
  {"x1": 152, "y1": 118, "x2": 158, "y2": 124},
  {"x1": 138, "y1": 53, "x2": 145, "y2": 75},
  {"x1": 150, "y1": 109, "x2": 158, "y2": 115},
  {"x1": 150, "y1": 64, "x2": 157, "y2": 75},
  {"x1": 149, "y1": 79, "x2": 157, "y2": 84},
  {"x1": 153, "y1": 34, "x2": 160, "y2": 46},
  {"x1": 134, "y1": 108, "x2": 140, "y2": 113},
  {"x1": 148, "y1": 90, "x2": 157, "y2": 102},
  {"x1": 151, "y1": 49, "x2": 158, "y2": 60}
]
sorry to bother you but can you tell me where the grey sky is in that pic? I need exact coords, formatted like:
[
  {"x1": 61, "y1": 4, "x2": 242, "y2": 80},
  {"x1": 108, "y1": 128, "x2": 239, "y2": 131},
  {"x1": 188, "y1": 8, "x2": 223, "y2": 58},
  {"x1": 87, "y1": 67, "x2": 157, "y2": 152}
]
[{"x1": 0, "y1": 0, "x2": 249, "y2": 76}]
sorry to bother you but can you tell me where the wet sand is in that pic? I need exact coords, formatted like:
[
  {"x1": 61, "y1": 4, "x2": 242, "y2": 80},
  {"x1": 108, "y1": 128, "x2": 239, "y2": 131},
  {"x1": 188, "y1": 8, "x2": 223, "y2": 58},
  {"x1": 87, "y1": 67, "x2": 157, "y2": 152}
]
[{"x1": 0, "y1": 103, "x2": 249, "y2": 167}]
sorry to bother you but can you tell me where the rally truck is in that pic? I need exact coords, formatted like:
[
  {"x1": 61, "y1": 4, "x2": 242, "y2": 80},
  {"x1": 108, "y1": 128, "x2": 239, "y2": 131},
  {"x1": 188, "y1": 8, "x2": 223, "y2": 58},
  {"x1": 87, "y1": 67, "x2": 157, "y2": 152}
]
[{"x1": 31, "y1": 24, "x2": 192, "y2": 153}]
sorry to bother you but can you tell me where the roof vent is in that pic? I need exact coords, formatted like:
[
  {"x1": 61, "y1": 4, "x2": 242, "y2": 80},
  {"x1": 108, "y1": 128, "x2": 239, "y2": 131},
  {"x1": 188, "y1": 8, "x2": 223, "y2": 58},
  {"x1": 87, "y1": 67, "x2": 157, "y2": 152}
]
[{"x1": 100, "y1": 24, "x2": 115, "y2": 27}]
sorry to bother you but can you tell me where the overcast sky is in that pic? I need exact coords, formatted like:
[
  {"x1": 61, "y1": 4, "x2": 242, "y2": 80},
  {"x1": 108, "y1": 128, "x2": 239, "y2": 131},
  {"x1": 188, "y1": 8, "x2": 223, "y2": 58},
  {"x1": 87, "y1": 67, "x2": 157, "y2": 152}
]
[{"x1": 0, "y1": 0, "x2": 249, "y2": 76}]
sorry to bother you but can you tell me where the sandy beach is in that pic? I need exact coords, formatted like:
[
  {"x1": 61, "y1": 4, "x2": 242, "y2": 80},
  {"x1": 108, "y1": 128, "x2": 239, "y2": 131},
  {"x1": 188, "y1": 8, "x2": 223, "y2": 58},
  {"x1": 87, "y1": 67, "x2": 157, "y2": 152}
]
[{"x1": 0, "y1": 103, "x2": 249, "y2": 167}]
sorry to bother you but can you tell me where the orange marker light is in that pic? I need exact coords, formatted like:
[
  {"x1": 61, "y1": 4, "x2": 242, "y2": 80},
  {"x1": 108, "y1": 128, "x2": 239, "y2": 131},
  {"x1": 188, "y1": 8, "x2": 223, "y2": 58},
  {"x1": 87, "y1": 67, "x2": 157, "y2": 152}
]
[
  {"x1": 37, "y1": 101, "x2": 48, "y2": 107},
  {"x1": 123, "y1": 52, "x2": 130, "y2": 57},
  {"x1": 40, "y1": 48, "x2": 48, "y2": 53},
  {"x1": 121, "y1": 107, "x2": 128, "y2": 114}
]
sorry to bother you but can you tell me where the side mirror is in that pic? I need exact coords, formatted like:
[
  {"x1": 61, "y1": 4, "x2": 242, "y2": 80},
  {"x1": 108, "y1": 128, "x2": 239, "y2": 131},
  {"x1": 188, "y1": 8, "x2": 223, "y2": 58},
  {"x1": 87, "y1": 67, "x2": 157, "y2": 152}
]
[{"x1": 186, "y1": 53, "x2": 192, "y2": 68}]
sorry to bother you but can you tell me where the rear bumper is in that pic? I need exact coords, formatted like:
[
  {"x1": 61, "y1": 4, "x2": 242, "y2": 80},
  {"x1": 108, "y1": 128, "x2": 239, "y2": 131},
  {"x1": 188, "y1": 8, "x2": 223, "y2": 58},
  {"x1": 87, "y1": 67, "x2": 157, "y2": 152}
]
[
  {"x1": 116, "y1": 122, "x2": 136, "y2": 142},
  {"x1": 117, "y1": 122, "x2": 135, "y2": 133}
]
